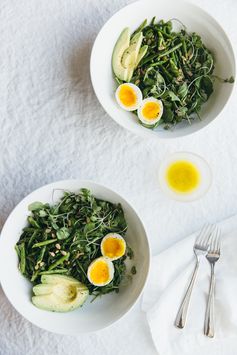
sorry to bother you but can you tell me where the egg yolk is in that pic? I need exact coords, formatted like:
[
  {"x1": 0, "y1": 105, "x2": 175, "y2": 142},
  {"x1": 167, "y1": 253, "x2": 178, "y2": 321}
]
[
  {"x1": 142, "y1": 102, "x2": 160, "y2": 120},
  {"x1": 118, "y1": 85, "x2": 137, "y2": 107},
  {"x1": 102, "y1": 237, "x2": 125, "y2": 259},
  {"x1": 166, "y1": 160, "x2": 200, "y2": 193},
  {"x1": 89, "y1": 260, "x2": 110, "y2": 284}
]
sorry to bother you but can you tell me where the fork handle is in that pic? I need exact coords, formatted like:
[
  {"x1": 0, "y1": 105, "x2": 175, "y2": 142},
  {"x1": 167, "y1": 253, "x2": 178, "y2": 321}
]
[
  {"x1": 204, "y1": 263, "x2": 215, "y2": 337},
  {"x1": 175, "y1": 260, "x2": 199, "y2": 328}
]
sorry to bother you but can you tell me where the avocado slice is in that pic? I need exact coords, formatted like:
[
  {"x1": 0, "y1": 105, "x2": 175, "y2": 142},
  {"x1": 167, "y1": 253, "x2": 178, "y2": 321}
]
[
  {"x1": 121, "y1": 32, "x2": 143, "y2": 81},
  {"x1": 41, "y1": 274, "x2": 81, "y2": 286},
  {"x1": 126, "y1": 44, "x2": 148, "y2": 82},
  {"x1": 32, "y1": 274, "x2": 89, "y2": 312},
  {"x1": 32, "y1": 287, "x2": 88, "y2": 312},
  {"x1": 126, "y1": 67, "x2": 134, "y2": 82},
  {"x1": 135, "y1": 45, "x2": 148, "y2": 67},
  {"x1": 33, "y1": 284, "x2": 54, "y2": 296},
  {"x1": 112, "y1": 27, "x2": 130, "y2": 81},
  {"x1": 121, "y1": 32, "x2": 143, "y2": 69}
]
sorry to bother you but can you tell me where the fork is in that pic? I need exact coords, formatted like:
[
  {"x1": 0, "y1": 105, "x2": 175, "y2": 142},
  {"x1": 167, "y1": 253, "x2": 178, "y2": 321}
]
[
  {"x1": 175, "y1": 224, "x2": 214, "y2": 329},
  {"x1": 204, "y1": 227, "x2": 221, "y2": 338}
]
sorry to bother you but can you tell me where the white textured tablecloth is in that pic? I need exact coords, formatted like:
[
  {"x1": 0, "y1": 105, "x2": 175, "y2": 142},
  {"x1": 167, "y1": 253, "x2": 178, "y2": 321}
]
[{"x1": 0, "y1": 0, "x2": 237, "y2": 354}]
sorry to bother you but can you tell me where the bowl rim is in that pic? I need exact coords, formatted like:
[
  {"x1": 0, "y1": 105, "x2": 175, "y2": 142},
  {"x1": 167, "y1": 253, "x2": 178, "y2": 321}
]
[
  {"x1": 0, "y1": 179, "x2": 151, "y2": 334},
  {"x1": 90, "y1": 0, "x2": 236, "y2": 140}
]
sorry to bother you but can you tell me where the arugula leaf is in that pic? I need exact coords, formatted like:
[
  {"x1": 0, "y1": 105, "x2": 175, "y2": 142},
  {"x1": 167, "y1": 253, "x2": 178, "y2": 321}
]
[
  {"x1": 162, "y1": 91, "x2": 180, "y2": 102},
  {"x1": 56, "y1": 227, "x2": 70, "y2": 240},
  {"x1": 178, "y1": 82, "x2": 188, "y2": 100},
  {"x1": 201, "y1": 76, "x2": 213, "y2": 99}
]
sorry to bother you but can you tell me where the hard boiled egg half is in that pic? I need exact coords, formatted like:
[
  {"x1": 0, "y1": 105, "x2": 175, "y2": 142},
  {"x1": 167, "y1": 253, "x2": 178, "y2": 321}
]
[
  {"x1": 115, "y1": 83, "x2": 142, "y2": 111},
  {"x1": 138, "y1": 97, "x2": 163, "y2": 125},
  {"x1": 87, "y1": 257, "x2": 114, "y2": 287},
  {"x1": 101, "y1": 233, "x2": 126, "y2": 261}
]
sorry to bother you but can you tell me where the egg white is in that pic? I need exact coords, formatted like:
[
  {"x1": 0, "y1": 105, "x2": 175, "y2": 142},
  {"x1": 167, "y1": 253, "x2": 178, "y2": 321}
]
[
  {"x1": 115, "y1": 83, "x2": 142, "y2": 111},
  {"x1": 138, "y1": 97, "x2": 163, "y2": 125}
]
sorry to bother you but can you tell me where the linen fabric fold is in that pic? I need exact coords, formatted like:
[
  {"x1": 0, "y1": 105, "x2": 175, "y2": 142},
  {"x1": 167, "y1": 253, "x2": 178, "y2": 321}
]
[{"x1": 142, "y1": 215, "x2": 237, "y2": 355}]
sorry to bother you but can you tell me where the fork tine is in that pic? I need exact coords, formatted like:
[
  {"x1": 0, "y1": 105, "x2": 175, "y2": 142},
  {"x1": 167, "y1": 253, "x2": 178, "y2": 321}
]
[
  {"x1": 195, "y1": 224, "x2": 209, "y2": 243},
  {"x1": 214, "y1": 229, "x2": 221, "y2": 252},
  {"x1": 209, "y1": 227, "x2": 220, "y2": 252},
  {"x1": 207, "y1": 226, "x2": 217, "y2": 250},
  {"x1": 195, "y1": 224, "x2": 213, "y2": 246}
]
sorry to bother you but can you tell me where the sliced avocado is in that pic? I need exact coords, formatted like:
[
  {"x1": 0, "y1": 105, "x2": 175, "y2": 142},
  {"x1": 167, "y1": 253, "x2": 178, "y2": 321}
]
[
  {"x1": 32, "y1": 274, "x2": 89, "y2": 312},
  {"x1": 112, "y1": 27, "x2": 130, "y2": 81},
  {"x1": 135, "y1": 45, "x2": 148, "y2": 67},
  {"x1": 121, "y1": 32, "x2": 143, "y2": 69},
  {"x1": 126, "y1": 67, "x2": 135, "y2": 82},
  {"x1": 126, "y1": 45, "x2": 148, "y2": 81},
  {"x1": 41, "y1": 274, "x2": 81, "y2": 286},
  {"x1": 32, "y1": 285, "x2": 88, "y2": 312},
  {"x1": 121, "y1": 51, "x2": 137, "y2": 72},
  {"x1": 33, "y1": 284, "x2": 54, "y2": 296}
]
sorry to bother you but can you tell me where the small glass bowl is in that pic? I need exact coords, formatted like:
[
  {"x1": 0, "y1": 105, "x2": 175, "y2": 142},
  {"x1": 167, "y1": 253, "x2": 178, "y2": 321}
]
[{"x1": 158, "y1": 152, "x2": 212, "y2": 202}]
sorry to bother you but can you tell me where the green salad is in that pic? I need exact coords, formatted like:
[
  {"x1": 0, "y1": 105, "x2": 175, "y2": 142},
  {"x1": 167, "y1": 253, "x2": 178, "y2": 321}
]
[
  {"x1": 15, "y1": 189, "x2": 135, "y2": 312},
  {"x1": 112, "y1": 18, "x2": 234, "y2": 129}
]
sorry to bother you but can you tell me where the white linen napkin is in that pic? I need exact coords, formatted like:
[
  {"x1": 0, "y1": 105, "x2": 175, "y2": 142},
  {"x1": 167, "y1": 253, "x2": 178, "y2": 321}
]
[{"x1": 142, "y1": 215, "x2": 237, "y2": 355}]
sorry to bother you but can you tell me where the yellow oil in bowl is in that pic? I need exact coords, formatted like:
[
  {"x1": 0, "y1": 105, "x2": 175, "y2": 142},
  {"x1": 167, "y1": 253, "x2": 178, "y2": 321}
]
[
  {"x1": 159, "y1": 152, "x2": 212, "y2": 202},
  {"x1": 166, "y1": 160, "x2": 200, "y2": 194}
]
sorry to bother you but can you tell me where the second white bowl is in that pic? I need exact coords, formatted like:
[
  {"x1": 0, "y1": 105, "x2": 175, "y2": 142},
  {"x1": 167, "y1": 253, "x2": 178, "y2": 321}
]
[{"x1": 90, "y1": 0, "x2": 235, "y2": 139}]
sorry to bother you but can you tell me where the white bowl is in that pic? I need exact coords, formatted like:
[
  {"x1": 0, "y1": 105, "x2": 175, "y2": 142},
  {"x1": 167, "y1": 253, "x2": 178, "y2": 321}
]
[
  {"x1": 90, "y1": 0, "x2": 235, "y2": 139},
  {"x1": 0, "y1": 180, "x2": 150, "y2": 334}
]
